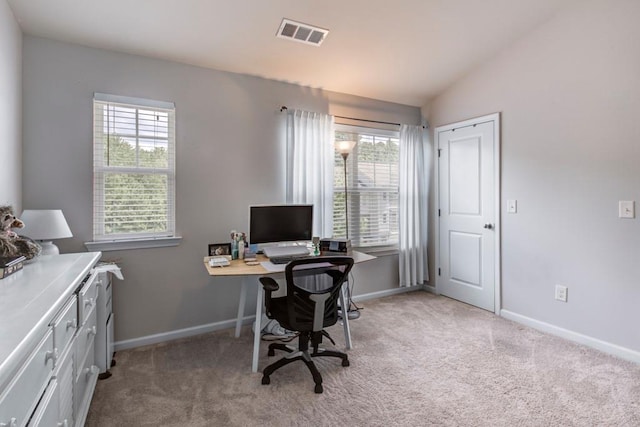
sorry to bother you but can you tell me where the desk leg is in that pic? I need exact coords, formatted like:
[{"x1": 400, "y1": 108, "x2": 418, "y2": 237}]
[
  {"x1": 340, "y1": 282, "x2": 353, "y2": 350},
  {"x1": 252, "y1": 284, "x2": 264, "y2": 373},
  {"x1": 235, "y1": 279, "x2": 249, "y2": 338}
]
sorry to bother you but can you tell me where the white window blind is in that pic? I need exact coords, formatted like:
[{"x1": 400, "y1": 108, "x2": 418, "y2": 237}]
[
  {"x1": 334, "y1": 125, "x2": 399, "y2": 248},
  {"x1": 93, "y1": 93, "x2": 176, "y2": 241}
]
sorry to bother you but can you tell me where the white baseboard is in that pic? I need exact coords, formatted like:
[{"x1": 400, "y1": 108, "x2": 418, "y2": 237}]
[
  {"x1": 114, "y1": 316, "x2": 255, "y2": 351},
  {"x1": 501, "y1": 309, "x2": 640, "y2": 364},
  {"x1": 352, "y1": 284, "x2": 423, "y2": 303},
  {"x1": 115, "y1": 285, "x2": 423, "y2": 351},
  {"x1": 422, "y1": 283, "x2": 437, "y2": 294}
]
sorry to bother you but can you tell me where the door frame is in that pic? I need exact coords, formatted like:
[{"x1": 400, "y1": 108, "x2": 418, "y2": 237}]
[{"x1": 434, "y1": 112, "x2": 501, "y2": 315}]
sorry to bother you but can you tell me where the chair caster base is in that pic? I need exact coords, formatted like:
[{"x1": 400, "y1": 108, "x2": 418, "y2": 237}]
[
  {"x1": 314, "y1": 383, "x2": 323, "y2": 394},
  {"x1": 342, "y1": 359, "x2": 350, "y2": 367},
  {"x1": 262, "y1": 375, "x2": 270, "y2": 385},
  {"x1": 268, "y1": 348, "x2": 275, "y2": 357}
]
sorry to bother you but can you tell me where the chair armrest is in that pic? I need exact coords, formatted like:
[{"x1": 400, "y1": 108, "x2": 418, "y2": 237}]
[
  {"x1": 259, "y1": 277, "x2": 279, "y2": 292},
  {"x1": 260, "y1": 277, "x2": 279, "y2": 318}
]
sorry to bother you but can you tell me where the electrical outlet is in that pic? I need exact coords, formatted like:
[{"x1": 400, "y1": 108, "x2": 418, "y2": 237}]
[
  {"x1": 619, "y1": 201, "x2": 635, "y2": 219},
  {"x1": 555, "y1": 285, "x2": 568, "y2": 302}
]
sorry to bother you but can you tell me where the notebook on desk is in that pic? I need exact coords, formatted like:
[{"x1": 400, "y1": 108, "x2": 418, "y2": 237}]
[{"x1": 263, "y1": 245, "x2": 310, "y2": 259}]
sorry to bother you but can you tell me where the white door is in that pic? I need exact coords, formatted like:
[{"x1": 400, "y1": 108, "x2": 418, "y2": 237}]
[{"x1": 436, "y1": 114, "x2": 500, "y2": 312}]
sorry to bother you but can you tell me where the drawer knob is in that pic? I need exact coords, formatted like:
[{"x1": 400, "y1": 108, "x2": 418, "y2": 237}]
[
  {"x1": 87, "y1": 326, "x2": 97, "y2": 337},
  {"x1": 45, "y1": 348, "x2": 59, "y2": 364},
  {"x1": 85, "y1": 297, "x2": 95, "y2": 308},
  {"x1": 58, "y1": 420, "x2": 69, "y2": 427},
  {"x1": 0, "y1": 418, "x2": 18, "y2": 427},
  {"x1": 85, "y1": 365, "x2": 99, "y2": 379},
  {"x1": 66, "y1": 319, "x2": 77, "y2": 330}
]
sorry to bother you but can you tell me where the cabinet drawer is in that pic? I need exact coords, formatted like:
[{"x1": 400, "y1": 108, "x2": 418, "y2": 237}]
[
  {"x1": 75, "y1": 307, "x2": 97, "y2": 379},
  {"x1": 28, "y1": 378, "x2": 59, "y2": 427},
  {"x1": 53, "y1": 348, "x2": 74, "y2": 427},
  {"x1": 97, "y1": 272, "x2": 111, "y2": 299},
  {"x1": 51, "y1": 298, "x2": 78, "y2": 360},
  {"x1": 0, "y1": 329, "x2": 55, "y2": 427},
  {"x1": 78, "y1": 273, "x2": 98, "y2": 324},
  {"x1": 74, "y1": 338, "x2": 98, "y2": 421}
]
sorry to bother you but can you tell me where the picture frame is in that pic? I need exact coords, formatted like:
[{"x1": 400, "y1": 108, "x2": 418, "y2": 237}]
[{"x1": 209, "y1": 243, "x2": 231, "y2": 257}]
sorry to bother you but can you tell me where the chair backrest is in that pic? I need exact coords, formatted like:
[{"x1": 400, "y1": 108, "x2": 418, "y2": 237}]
[{"x1": 284, "y1": 257, "x2": 354, "y2": 332}]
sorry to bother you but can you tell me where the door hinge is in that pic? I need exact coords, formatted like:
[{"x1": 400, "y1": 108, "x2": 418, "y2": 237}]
[
  {"x1": 438, "y1": 268, "x2": 441, "y2": 276},
  {"x1": 438, "y1": 149, "x2": 441, "y2": 158},
  {"x1": 438, "y1": 209, "x2": 441, "y2": 217}
]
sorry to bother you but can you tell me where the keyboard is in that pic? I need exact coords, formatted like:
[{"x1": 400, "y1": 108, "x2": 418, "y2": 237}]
[
  {"x1": 268, "y1": 254, "x2": 309, "y2": 264},
  {"x1": 263, "y1": 245, "x2": 310, "y2": 258}
]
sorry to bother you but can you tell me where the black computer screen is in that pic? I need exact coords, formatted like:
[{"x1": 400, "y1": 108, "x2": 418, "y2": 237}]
[{"x1": 249, "y1": 204, "x2": 313, "y2": 245}]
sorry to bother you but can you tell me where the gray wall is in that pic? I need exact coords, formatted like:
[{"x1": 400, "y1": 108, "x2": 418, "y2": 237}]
[
  {"x1": 0, "y1": 0, "x2": 21, "y2": 211},
  {"x1": 22, "y1": 36, "x2": 420, "y2": 343},
  {"x1": 426, "y1": 0, "x2": 640, "y2": 353}
]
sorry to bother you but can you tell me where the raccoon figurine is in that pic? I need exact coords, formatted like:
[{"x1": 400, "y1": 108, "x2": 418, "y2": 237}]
[{"x1": 0, "y1": 205, "x2": 42, "y2": 260}]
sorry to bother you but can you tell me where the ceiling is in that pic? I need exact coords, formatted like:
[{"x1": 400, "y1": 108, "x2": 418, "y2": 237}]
[{"x1": 8, "y1": 0, "x2": 575, "y2": 107}]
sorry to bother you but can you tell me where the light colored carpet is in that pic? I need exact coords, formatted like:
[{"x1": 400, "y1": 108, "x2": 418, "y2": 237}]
[{"x1": 86, "y1": 292, "x2": 640, "y2": 426}]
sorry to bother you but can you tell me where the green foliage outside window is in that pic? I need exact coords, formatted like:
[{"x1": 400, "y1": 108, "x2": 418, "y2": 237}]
[{"x1": 102, "y1": 136, "x2": 170, "y2": 235}]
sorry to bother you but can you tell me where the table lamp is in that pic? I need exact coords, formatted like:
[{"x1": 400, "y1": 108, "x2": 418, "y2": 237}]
[{"x1": 19, "y1": 209, "x2": 73, "y2": 255}]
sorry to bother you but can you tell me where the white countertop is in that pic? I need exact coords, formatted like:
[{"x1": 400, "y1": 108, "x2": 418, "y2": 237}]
[{"x1": 0, "y1": 252, "x2": 101, "y2": 391}]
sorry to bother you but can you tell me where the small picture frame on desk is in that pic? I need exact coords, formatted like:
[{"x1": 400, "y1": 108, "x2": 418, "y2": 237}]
[{"x1": 209, "y1": 243, "x2": 232, "y2": 257}]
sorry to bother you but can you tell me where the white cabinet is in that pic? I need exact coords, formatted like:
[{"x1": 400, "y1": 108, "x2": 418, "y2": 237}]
[{"x1": 0, "y1": 253, "x2": 101, "y2": 427}]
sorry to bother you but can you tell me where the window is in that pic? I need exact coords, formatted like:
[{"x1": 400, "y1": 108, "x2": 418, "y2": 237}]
[
  {"x1": 92, "y1": 93, "x2": 176, "y2": 245},
  {"x1": 333, "y1": 125, "x2": 399, "y2": 249}
]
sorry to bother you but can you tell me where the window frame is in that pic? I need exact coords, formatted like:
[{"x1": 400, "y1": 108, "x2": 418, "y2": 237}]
[
  {"x1": 334, "y1": 123, "x2": 400, "y2": 253},
  {"x1": 86, "y1": 93, "x2": 180, "y2": 252}
]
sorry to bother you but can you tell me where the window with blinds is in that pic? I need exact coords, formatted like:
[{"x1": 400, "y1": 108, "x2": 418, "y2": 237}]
[
  {"x1": 93, "y1": 93, "x2": 176, "y2": 241},
  {"x1": 333, "y1": 126, "x2": 399, "y2": 248}
]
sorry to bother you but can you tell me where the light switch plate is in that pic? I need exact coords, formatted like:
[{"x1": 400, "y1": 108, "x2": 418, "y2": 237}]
[
  {"x1": 619, "y1": 201, "x2": 635, "y2": 219},
  {"x1": 507, "y1": 200, "x2": 517, "y2": 214}
]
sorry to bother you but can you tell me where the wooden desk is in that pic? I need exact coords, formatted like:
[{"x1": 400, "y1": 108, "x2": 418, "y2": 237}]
[{"x1": 203, "y1": 251, "x2": 375, "y2": 372}]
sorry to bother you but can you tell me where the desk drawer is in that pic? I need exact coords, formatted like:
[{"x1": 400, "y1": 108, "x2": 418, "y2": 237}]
[
  {"x1": 0, "y1": 329, "x2": 55, "y2": 427},
  {"x1": 51, "y1": 298, "x2": 78, "y2": 360}
]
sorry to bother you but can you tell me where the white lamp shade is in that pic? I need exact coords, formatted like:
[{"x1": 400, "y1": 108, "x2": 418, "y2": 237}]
[
  {"x1": 19, "y1": 210, "x2": 73, "y2": 240},
  {"x1": 335, "y1": 140, "x2": 357, "y2": 155}
]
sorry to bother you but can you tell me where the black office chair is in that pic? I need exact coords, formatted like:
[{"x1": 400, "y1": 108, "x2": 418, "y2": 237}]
[{"x1": 259, "y1": 256, "x2": 354, "y2": 393}]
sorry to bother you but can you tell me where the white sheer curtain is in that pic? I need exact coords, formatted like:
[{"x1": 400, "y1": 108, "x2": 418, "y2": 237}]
[
  {"x1": 398, "y1": 124, "x2": 430, "y2": 287},
  {"x1": 285, "y1": 109, "x2": 335, "y2": 238}
]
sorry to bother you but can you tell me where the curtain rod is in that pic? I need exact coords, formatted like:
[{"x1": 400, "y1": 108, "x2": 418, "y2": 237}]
[{"x1": 280, "y1": 106, "x2": 426, "y2": 129}]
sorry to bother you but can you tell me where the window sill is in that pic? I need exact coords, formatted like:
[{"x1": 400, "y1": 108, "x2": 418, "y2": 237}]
[
  {"x1": 84, "y1": 236, "x2": 182, "y2": 252},
  {"x1": 355, "y1": 246, "x2": 399, "y2": 257}
]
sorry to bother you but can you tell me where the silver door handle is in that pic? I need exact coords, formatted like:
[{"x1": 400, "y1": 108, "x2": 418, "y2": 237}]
[{"x1": 483, "y1": 223, "x2": 493, "y2": 229}]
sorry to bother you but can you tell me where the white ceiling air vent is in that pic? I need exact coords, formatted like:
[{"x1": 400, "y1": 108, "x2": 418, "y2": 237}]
[{"x1": 276, "y1": 18, "x2": 329, "y2": 46}]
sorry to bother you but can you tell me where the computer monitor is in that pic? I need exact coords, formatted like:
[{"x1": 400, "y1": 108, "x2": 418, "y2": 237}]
[{"x1": 249, "y1": 204, "x2": 313, "y2": 250}]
